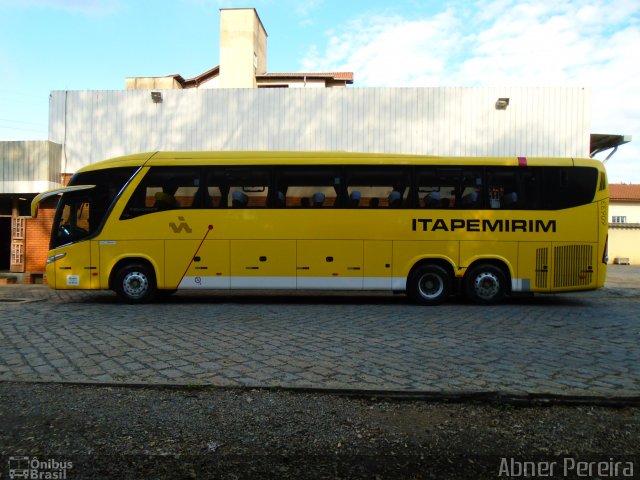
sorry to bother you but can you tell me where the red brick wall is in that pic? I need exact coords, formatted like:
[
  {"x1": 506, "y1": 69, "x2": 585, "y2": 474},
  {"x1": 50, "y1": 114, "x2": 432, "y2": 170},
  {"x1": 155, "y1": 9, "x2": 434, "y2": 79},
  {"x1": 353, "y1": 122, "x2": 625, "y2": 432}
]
[
  {"x1": 24, "y1": 198, "x2": 57, "y2": 273},
  {"x1": 22, "y1": 175, "x2": 70, "y2": 278}
]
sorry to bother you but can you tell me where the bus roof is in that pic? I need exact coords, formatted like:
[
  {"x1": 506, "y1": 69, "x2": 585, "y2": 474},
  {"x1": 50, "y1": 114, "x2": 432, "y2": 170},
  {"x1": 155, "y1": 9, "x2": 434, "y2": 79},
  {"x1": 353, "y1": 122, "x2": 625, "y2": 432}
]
[{"x1": 75, "y1": 151, "x2": 606, "y2": 173}]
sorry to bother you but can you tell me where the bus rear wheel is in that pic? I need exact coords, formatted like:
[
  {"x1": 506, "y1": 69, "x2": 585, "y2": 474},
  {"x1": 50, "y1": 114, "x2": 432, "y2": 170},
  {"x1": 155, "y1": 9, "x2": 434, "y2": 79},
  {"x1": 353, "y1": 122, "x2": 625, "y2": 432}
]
[
  {"x1": 114, "y1": 263, "x2": 157, "y2": 303},
  {"x1": 407, "y1": 264, "x2": 451, "y2": 305},
  {"x1": 464, "y1": 264, "x2": 507, "y2": 305}
]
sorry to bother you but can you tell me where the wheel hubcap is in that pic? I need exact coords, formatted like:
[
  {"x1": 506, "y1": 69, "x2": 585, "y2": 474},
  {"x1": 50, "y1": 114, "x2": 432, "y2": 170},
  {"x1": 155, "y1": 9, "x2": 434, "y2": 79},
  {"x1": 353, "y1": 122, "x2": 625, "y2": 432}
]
[
  {"x1": 418, "y1": 273, "x2": 444, "y2": 299},
  {"x1": 474, "y1": 272, "x2": 500, "y2": 299},
  {"x1": 123, "y1": 272, "x2": 148, "y2": 298}
]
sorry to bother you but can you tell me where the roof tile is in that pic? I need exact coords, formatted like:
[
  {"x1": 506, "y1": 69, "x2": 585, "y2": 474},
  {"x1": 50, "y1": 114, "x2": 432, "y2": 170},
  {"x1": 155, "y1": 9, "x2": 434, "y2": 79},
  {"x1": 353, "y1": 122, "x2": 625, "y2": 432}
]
[{"x1": 610, "y1": 184, "x2": 640, "y2": 202}]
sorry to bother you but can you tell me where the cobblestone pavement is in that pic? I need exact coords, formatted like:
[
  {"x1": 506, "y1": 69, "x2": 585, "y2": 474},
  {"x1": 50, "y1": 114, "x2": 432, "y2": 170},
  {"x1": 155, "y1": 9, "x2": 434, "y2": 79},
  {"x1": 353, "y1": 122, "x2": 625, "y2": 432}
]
[{"x1": 1, "y1": 266, "x2": 639, "y2": 397}]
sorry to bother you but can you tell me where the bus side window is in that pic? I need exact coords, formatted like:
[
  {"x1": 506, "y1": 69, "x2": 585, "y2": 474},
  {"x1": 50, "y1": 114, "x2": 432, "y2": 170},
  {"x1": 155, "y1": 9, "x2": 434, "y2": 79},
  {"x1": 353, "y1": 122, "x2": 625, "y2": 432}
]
[
  {"x1": 486, "y1": 168, "x2": 519, "y2": 209},
  {"x1": 344, "y1": 166, "x2": 410, "y2": 208},
  {"x1": 122, "y1": 167, "x2": 201, "y2": 217},
  {"x1": 416, "y1": 168, "x2": 459, "y2": 209},
  {"x1": 203, "y1": 169, "x2": 226, "y2": 207},
  {"x1": 568, "y1": 167, "x2": 599, "y2": 206},
  {"x1": 223, "y1": 167, "x2": 270, "y2": 208},
  {"x1": 275, "y1": 166, "x2": 342, "y2": 208},
  {"x1": 519, "y1": 168, "x2": 542, "y2": 209},
  {"x1": 542, "y1": 166, "x2": 598, "y2": 210}
]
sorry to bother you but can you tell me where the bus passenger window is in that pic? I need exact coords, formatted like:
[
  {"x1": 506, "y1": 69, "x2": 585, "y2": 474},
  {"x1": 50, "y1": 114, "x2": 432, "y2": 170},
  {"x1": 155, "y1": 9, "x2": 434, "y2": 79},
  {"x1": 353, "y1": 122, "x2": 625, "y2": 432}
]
[
  {"x1": 223, "y1": 167, "x2": 270, "y2": 208},
  {"x1": 519, "y1": 169, "x2": 542, "y2": 209},
  {"x1": 542, "y1": 167, "x2": 598, "y2": 209},
  {"x1": 388, "y1": 191, "x2": 402, "y2": 208},
  {"x1": 416, "y1": 167, "x2": 482, "y2": 209},
  {"x1": 486, "y1": 168, "x2": 520, "y2": 209},
  {"x1": 231, "y1": 191, "x2": 249, "y2": 207},
  {"x1": 344, "y1": 166, "x2": 410, "y2": 208},
  {"x1": 275, "y1": 167, "x2": 341, "y2": 208},
  {"x1": 460, "y1": 189, "x2": 480, "y2": 207},
  {"x1": 416, "y1": 170, "x2": 457, "y2": 208},
  {"x1": 191, "y1": 185, "x2": 215, "y2": 208},
  {"x1": 502, "y1": 192, "x2": 518, "y2": 207},
  {"x1": 122, "y1": 167, "x2": 201, "y2": 218},
  {"x1": 423, "y1": 192, "x2": 440, "y2": 208},
  {"x1": 154, "y1": 189, "x2": 179, "y2": 210}
]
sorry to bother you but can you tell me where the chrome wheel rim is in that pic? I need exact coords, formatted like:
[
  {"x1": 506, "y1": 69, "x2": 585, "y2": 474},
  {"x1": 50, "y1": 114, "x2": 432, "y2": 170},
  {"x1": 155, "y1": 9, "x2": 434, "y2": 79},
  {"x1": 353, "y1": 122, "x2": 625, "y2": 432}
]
[
  {"x1": 418, "y1": 273, "x2": 444, "y2": 300},
  {"x1": 473, "y1": 272, "x2": 500, "y2": 300},
  {"x1": 122, "y1": 271, "x2": 149, "y2": 299}
]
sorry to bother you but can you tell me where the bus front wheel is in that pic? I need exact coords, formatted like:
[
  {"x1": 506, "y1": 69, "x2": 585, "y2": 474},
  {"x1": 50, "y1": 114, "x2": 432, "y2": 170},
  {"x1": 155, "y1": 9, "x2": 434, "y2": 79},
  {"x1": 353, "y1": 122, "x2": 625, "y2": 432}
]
[
  {"x1": 114, "y1": 263, "x2": 157, "y2": 303},
  {"x1": 464, "y1": 264, "x2": 507, "y2": 305},
  {"x1": 407, "y1": 264, "x2": 451, "y2": 305}
]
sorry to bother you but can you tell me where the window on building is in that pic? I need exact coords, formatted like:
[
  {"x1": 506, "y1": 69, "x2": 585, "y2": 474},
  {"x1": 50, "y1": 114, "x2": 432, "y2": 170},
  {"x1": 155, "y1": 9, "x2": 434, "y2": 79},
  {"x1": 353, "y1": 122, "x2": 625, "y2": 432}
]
[{"x1": 612, "y1": 216, "x2": 627, "y2": 223}]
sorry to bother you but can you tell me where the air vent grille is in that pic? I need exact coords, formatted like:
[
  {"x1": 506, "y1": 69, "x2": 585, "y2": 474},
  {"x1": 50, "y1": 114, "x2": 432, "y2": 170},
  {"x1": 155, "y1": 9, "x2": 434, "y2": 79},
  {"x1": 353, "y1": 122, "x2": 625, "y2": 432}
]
[
  {"x1": 535, "y1": 247, "x2": 548, "y2": 288},
  {"x1": 553, "y1": 245, "x2": 593, "y2": 288}
]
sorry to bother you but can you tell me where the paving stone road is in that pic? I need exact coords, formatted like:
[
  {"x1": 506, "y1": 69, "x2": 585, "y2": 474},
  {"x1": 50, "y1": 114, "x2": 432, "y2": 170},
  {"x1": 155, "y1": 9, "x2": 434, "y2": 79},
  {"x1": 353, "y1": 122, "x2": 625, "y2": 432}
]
[{"x1": 1, "y1": 266, "x2": 639, "y2": 397}]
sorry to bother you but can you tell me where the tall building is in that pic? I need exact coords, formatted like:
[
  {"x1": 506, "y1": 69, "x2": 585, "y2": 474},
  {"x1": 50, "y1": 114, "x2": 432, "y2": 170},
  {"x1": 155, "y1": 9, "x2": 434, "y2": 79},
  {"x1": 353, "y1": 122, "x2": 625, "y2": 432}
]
[{"x1": 125, "y1": 8, "x2": 353, "y2": 90}]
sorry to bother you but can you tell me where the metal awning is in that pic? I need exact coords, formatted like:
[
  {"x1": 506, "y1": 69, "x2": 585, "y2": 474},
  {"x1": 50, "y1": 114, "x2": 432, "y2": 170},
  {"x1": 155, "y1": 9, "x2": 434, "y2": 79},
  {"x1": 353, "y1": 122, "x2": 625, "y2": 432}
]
[{"x1": 590, "y1": 134, "x2": 632, "y2": 160}]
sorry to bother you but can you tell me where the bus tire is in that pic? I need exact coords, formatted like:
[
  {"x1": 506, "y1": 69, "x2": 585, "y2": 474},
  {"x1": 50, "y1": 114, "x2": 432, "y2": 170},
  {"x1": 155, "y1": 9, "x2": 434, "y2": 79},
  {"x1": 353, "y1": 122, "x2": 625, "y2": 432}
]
[
  {"x1": 407, "y1": 264, "x2": 451, "y2": 305},
  {"x1": 464, "y1": 263, "x2": 507, "y2": 305},
  {"x1": 114, "y1": 263, "x2": 157, "y2": 303}
]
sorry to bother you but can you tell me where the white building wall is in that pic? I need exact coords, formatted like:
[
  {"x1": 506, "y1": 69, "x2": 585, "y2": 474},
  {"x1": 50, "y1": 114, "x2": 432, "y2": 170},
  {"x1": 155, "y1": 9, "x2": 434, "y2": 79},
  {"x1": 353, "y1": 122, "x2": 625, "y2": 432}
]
[
  {"x1": 609, "y1": 202, "x2": 640, "y2": 224},
  {"x1": 607, "y1": 202, "x2": 640, "y2": 264},
  {"x1": 0, "y1": 141, "x2": 62, "y2": 193},
  {"x1": 608, "y1": 226, "x2": 640, "y2": 265},
  {"x1": 49, "y1": 87, "x2": 592, "y2": 173}
]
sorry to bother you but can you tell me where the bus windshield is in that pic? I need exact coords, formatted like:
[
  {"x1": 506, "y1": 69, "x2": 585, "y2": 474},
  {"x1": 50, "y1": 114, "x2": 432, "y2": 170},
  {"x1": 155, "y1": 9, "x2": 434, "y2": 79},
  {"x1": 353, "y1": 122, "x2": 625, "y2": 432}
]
[{"x1": 51, "y1": 167, "x2": 137, "y2": 248}]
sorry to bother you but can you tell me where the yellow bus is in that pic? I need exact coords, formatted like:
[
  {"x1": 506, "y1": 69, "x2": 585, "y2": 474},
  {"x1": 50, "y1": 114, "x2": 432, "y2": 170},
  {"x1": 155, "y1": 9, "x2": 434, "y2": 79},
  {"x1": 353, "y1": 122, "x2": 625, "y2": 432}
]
[{"x1": 31, "y1": 151, "x2": 609, "y2": 305}]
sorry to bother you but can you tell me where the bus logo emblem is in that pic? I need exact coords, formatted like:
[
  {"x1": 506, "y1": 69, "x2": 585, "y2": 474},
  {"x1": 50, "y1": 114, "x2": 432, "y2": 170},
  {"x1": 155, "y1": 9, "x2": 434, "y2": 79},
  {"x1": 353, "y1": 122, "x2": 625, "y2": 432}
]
[{"x1": 169, "y1": 216, "x2": 192, "y2": 234}]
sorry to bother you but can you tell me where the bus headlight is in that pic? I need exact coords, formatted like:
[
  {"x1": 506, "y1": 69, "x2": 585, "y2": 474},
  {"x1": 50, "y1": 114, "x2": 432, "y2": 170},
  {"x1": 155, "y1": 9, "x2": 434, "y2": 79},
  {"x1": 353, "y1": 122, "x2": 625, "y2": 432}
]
[{"x1": 46, "y1": 253, "x2": 67, "y2": 264}]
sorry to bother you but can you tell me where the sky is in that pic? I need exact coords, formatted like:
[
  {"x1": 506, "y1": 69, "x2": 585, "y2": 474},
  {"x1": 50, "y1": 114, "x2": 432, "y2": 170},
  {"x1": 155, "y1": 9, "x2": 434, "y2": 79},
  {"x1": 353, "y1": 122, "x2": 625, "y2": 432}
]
[{"x1": 0, "y1": 0, "x2": 638, "y2": 183}]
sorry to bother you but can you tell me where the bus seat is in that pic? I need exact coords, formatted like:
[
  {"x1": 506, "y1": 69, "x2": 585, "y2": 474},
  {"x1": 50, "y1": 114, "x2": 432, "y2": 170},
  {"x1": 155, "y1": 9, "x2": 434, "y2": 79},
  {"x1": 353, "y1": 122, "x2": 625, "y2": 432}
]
[
  {"x1": 232, "y1": 191, "x2": 248, "y2": 208},
  {"x1": 388, "y1": 191, "x2": 402, "y2": 208},
  {"x1": 461, "y1": 191, "x2": 479, "y2": 207},
  {"x1": 502, "y1": 192, "x2": 518, "y2": 207},
  {"x1": 350, "y1": 191, "x2": 361, "y2": 207},
  {"x1": 424, "y1": 192, "x2": 440, "y2": 208},
  {"x1": 312, "y1": 192, "x2": 325, "y2": 207}
]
